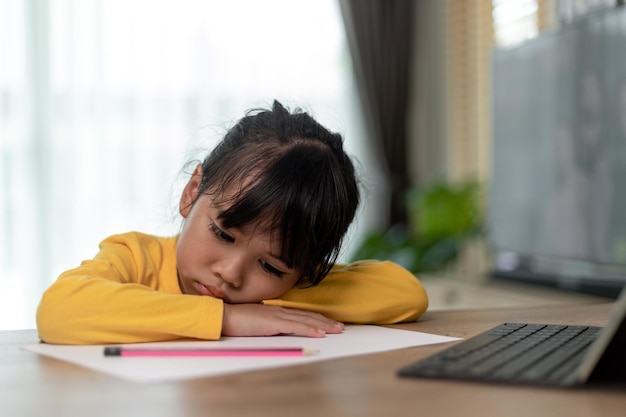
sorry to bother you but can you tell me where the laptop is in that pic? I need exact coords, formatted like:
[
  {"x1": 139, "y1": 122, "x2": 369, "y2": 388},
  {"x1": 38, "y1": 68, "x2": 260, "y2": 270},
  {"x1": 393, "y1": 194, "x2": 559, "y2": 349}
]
[{"x1": 398, "y1": 288, "x2": 626, "y2": 387}]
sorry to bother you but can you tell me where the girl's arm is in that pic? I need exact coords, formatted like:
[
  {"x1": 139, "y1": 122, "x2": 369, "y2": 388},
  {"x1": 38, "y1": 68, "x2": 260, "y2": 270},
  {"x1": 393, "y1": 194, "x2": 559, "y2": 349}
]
[
  {"x1": 36, "y1": 272, "x2": 224, "y2": 345},
  {"x1": 36, "y1": 233, "x2": 223, "y2": 345},
  {"x1": 264, "y1": 260, "x2": 428, "y2": 323}
]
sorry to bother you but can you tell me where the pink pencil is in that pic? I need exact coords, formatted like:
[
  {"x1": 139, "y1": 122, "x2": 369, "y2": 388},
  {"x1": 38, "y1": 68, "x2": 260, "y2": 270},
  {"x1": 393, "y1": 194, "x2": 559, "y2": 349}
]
[{"x1": 103, "y1": 346, "x2": 318, "y2": 357}]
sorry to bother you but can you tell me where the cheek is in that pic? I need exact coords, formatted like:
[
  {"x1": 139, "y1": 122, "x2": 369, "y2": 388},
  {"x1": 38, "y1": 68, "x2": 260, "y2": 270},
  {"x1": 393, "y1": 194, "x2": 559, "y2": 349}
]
[{"x1": 177, "y1": 232, "x2": 218, "y2": 275}]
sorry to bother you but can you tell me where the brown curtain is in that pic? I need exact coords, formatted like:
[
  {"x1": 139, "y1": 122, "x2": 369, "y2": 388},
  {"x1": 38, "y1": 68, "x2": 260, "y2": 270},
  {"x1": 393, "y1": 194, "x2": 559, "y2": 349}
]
[{"x1": 339, "y1": 0, "x2": 415, "y2": 227}]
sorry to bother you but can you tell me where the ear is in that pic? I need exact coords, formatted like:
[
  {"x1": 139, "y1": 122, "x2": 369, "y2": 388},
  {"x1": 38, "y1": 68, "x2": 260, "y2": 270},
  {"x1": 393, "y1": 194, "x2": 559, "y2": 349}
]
[{"x1": 179, "y1": 164, "x2": 204, "y2": 218}]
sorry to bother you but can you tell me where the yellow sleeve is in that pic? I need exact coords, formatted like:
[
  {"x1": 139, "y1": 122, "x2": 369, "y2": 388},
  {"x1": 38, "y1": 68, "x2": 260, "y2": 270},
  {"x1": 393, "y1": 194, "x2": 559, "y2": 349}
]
[
  {"x1": 264, "y1": 260, "x2": 428, "y2": 324},
  {"x1": 36, "y1": 233, "x2": 224, "y2": 345}
]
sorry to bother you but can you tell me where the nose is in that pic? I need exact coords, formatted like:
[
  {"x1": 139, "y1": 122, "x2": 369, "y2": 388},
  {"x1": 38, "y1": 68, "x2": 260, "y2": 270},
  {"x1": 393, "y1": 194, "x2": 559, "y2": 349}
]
[{"x1": 212, "y1": 256, "x2": 244, "y2": 288}]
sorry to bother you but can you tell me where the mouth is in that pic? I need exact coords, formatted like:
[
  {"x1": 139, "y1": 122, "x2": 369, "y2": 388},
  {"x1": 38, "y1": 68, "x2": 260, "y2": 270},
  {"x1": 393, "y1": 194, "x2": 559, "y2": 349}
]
[{"x1": 194, "y1": 281, "x2": 227, "y2": 300}]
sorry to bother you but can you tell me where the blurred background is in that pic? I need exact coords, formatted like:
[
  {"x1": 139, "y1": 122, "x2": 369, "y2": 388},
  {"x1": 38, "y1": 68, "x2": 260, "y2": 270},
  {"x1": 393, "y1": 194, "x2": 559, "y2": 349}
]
[{"x1": 1, "y1": 0, "x2": 625, "y2": 330}]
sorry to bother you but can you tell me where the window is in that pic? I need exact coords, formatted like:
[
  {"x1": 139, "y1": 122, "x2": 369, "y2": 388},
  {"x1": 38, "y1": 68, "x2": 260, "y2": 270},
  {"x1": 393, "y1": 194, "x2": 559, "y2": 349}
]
[{"x1": 0, "y1": 0, "x2": 379, "y2": 329}]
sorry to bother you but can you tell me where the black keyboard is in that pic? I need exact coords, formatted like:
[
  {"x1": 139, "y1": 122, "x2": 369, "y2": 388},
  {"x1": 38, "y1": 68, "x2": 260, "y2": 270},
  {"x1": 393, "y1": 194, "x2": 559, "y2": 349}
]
[{"x1": 398, "y1": 323, "x2": 602, "y2": 386}]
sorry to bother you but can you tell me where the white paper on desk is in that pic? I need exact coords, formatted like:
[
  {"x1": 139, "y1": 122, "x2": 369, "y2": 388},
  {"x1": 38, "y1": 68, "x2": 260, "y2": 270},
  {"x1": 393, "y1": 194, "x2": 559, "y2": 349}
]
[{"x1": 22, "y1": 325, "x2": 460, "y2": 383}]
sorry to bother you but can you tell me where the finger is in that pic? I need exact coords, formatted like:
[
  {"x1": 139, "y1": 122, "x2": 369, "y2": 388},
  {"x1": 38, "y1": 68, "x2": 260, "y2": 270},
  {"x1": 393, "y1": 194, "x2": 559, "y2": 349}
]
[
  {"x1": 280, "y1": 322, "x2": 328, "y2": 338},
  {"x1": 277, "y1": 309, "x2": 344, "y2": 334},
  {"x1": 279, "y1": 307, "x2": 344, "y2": 326}
]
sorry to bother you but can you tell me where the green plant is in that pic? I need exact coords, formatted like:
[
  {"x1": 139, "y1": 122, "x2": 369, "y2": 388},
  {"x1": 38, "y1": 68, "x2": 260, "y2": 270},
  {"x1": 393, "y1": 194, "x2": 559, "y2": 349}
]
[{"x1": 351, "y1": 181, "x2": 483, "y2": 274}]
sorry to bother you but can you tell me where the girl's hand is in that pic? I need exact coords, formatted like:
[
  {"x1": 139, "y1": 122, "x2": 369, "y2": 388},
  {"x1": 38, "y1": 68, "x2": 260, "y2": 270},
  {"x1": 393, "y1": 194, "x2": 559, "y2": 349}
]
[{"x1": 221, "y1": 303, "x2": 344, "y2": 338}]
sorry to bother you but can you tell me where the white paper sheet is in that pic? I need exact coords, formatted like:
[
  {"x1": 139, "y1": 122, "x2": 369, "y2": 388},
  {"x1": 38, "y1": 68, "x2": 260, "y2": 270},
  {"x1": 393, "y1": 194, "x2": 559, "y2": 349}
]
[{"x1": 22, "y1": 325, "x2": 460, "y2": 383}]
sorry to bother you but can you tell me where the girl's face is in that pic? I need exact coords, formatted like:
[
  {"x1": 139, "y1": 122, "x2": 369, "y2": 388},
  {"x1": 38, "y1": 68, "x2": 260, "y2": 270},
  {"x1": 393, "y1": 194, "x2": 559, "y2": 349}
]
[{"x1": 176, "y1": 165, "x2": 300, "y2": 303}]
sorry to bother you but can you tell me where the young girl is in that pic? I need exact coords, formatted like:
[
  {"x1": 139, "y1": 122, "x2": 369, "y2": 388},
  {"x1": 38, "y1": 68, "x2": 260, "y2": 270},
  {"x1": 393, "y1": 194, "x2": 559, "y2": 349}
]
[{"x1": 36, "y1": 101, "x2": 428, "y2": 345}]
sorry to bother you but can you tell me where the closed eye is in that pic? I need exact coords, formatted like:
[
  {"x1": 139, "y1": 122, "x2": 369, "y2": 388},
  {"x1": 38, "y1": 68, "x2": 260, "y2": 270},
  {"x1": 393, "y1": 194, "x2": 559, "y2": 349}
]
[
  {"x1": 260, "y1": 260, "x2": 285, "y2": 278},
  {"x1": 209, "y1": 221, "x2": 234, "y2": 243}
]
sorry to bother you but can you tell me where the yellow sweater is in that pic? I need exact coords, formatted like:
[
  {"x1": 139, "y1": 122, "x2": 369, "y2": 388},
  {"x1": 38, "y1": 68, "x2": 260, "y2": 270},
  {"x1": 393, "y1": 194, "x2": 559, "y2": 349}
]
[{"x1": 36, "y1": 232, "x2": 428, "y2": 345}]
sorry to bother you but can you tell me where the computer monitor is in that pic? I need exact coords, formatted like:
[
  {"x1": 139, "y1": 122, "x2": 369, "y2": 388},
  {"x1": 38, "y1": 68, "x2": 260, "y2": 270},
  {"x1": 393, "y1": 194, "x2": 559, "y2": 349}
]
[{"x1": 489, "y1": 6, "x2": 626, "y2": 298}]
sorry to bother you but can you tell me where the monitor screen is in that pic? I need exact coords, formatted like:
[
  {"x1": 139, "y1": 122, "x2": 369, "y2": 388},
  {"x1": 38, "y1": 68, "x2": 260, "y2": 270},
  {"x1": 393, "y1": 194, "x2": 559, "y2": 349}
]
[{"x1": 489, "y1": 7, "x2": 626, "y2": 297}]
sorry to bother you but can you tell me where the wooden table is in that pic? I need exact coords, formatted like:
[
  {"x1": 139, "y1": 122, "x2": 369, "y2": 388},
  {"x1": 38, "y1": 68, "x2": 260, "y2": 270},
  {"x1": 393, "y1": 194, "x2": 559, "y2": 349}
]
[{"x1": 2, "y1": 302, "x2": 624, "y2": 417}]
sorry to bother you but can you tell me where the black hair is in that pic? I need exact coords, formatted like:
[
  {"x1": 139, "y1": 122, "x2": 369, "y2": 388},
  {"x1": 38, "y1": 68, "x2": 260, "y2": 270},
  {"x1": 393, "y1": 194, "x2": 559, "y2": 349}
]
[{"x1": 194, "y1": 100, "x2": 360, "y2": 286}]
